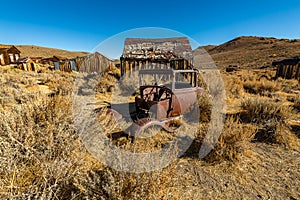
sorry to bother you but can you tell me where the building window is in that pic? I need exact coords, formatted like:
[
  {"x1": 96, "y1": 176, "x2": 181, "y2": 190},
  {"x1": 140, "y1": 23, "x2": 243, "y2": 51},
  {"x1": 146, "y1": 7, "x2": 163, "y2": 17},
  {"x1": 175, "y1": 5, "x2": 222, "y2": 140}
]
[
  {"x1": 9, "y1": 54, "x2": 14, "y2": 62},
  {"x1": 15, "y1": 54, "x2": 19, "y2": 61}
]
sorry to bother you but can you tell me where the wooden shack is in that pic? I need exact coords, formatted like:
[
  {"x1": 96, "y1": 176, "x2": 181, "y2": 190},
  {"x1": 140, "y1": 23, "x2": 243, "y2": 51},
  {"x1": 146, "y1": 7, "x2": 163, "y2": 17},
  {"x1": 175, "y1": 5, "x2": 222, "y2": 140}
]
[
  {"x1": 272, "y1": 58, "x2": 300, "y2": 80},
  {"x1": 0, "y1": 45, "x2": 21, "y2": 65},
  {"x1": 31, "y1": 57, "x2": 43, "y2": 63},
  {"x1": 17, "y1": 57, "x2": 38, "y2": 72},
  {"x1": 40, "y1": 56, "x2": 61, "y2": 65},
  {"x1": 54, "y1": 52, "x2": 112, "y2": 73},
  {"x1": 76, "y1": 52, "x2": 111, "y2": 73},
  {"x1": 120, "y1": 37, "x2": 194, "y2": 76}
]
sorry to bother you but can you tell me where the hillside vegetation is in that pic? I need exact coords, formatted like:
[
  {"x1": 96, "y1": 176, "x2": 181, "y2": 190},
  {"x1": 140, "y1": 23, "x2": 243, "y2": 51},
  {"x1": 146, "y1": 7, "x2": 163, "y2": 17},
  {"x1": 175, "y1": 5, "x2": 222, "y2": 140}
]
[
  {"x1": 16, "y1": 45, "x2": 89, "y2": 58},
  {"x1": 200, "y1": 36, "x2": 300, "y2": 68}
]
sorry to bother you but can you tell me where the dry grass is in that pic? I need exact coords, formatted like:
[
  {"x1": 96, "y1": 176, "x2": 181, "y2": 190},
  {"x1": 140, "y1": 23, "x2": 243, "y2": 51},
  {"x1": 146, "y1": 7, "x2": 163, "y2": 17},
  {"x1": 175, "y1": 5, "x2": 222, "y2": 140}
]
[
  {"x1": 0, "y1": 67, "x2": 300, "y2": 199},
  {"x1": 222, "y1": 75, "x2": 244, "y2": 98},
  {"x1": 0, "y1": 93, "x2": 81, "y2": 198},
  {"x1": 292, "y1": 95, "x2": 300, "y2": 111},
  {"x1": 240, "y1": 97, "x2": 293, "y2": 123},
  {"x1": 240, "y1": 97, "x2": 299, "y2": 149},
  {"x1": 243, "y1": 79, "x2": 281, "y2": 95},
  {"x1": 2, "y1": 35, "x2": 300, "y2": 199},
  {"x1": 197, "y1": 94, "x2": 212, "y2": 122},
  {"x1": 206, "y1": 36, "x2": 300, "y2": 69},
  {"x1": 204, "y1": 117, "x2": 256, "y2": 163},
  {"x1": 16, "y1": 45, "x2": 88, "y2": 59}
]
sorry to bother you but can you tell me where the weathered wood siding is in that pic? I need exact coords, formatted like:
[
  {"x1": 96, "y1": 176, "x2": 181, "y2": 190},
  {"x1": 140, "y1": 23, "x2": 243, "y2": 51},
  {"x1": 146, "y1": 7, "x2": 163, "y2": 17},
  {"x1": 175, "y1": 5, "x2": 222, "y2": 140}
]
[
  {"x1": 54, "y1": 52, "x2": 112, "y2": 73},
  {"x1": 273, "y1": 58, "x2": 300, "y2": 81},
  {"x1": 0, "y1": 46, "x2": 21, "y2": 65},
  {"x1": 120, "y1": 37, "x2": 194, "y2": 76}
]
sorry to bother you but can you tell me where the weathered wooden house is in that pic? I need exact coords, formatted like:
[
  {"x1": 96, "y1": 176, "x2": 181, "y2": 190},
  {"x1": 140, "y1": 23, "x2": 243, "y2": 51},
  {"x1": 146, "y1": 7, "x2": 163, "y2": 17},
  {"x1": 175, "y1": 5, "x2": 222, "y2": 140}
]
[
  {"x1": 272, "y1": 58, "x2": 300, "y2": 81},
  {"x1": 0, "y1": 45, "x2": 21, "y2": 65},
  {"x1": 31, "y1": 57, "x2": 43, "y2": 63},
  {"x1": 41, "y1": 56, "x2": 59, "y2": 65},
  {"x1": 120, "y1": 37, "x2": 194, "y2": 75},
  {"x1": 17, "y1": 57, "x2": 38, "y2": 72}
]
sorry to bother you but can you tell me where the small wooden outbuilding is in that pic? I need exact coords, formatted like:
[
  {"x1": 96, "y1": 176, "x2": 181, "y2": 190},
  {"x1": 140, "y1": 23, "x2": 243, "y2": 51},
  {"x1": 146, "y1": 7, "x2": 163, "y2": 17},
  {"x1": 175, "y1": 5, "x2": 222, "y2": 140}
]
[
  {"x1": 17, "y1": 57, "x2": 38, "y2": 72},
  {"x1": 272, "y1": 58, "x2": 300, "y2": 81},
  {"x1": 0, "y1": 45, "x2": 21, "y2": 65},
  {"x1": 53, "y1": 52, "x2": 112, "y2": 73}
]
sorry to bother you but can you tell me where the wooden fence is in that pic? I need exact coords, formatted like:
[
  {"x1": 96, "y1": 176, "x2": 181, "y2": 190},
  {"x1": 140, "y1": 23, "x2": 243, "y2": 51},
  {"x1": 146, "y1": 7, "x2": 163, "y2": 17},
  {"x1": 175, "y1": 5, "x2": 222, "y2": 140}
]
[{"x1": 54, "y1": 52, "x2": 112, "y2": 73}]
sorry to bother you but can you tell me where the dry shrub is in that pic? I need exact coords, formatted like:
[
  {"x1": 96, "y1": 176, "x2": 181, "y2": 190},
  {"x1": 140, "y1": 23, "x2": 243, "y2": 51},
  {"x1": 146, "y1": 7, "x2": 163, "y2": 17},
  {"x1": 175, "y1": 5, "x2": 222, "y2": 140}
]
[
  {"x1": 258, "y1": 69, "x2": 276, "y2": 80},
  {"x1": 74, "y1": 71, "x2": 118, "y2": 95},
  {"x1": 243, "y1": 79, "x2": 281, "y2": 95},
  {"x1": 197, "y1": 94, "x2": 212, "y2": 123},
  {"x1": 240, "y1": 98, "x2": 293, "y2": 123},
  {"x1": 96, "y1": 72, "x2": 118, "y2": 94},
  {"x1": 222, "y1": 74, "x2": 244, "y2": 97},
  {"x1": 75, "y1": 165, "x2": 178, "y2": 200},
  {"x1": 107, "y1": 66, "x2": 121, "y2": 80},
  {"x1": 204, "y1": 117, "x2": 256, "y2": 163},
  {"x1": 1, "y1": 87, "x2": 173, "y2": 199},
  {"x1": 277, "y1": 77, "x2": 300, "y2": 92},
  {"x1": 0, "y1": 93, "x2": 83, "y2": 199},
  {"x1": 255, "y1": 122, "x2": 299, "y2": 148},
  {"x1": 240, "y1": 97, "x2": 298, "y2": 147},
  {"x1": 293, "y1": 95, "x2": 300, "y2": 111},
  {"x1": 0, "y1": 70, "x2": 98, "y2": 199},
  {"x1": 197, "y1": 73, "x2": 208, "y2": 90},
  {"x1": 0, "y1": 69, "x2": 185, "y2": 199},
  {"x1": 237, "y1": 70, "x2": 258, "y2": 81},
  {"x1": 46, "y1": 78, "x2": 73, "y2": 95}
]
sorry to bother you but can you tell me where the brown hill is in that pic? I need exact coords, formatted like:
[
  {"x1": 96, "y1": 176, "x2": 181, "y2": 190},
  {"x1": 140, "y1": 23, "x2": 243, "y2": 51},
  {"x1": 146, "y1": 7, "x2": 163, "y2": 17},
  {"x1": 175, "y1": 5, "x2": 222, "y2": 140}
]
[
  {"x1": 196, "y1": 36, "x2": 300, "y2": 68},
  {"x1": 202, "y1": 45, "x2": 217, "y2": 52},
  {"x1": 16, "y1": 45, "x2": 89, "y2": 59}
]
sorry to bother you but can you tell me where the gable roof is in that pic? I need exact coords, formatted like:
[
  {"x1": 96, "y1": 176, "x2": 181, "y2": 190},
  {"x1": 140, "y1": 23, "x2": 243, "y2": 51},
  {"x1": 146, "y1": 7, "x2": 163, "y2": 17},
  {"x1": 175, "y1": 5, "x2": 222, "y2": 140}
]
[{"x1": 0, "y1": 45, "x2": 21, "y2": 54}]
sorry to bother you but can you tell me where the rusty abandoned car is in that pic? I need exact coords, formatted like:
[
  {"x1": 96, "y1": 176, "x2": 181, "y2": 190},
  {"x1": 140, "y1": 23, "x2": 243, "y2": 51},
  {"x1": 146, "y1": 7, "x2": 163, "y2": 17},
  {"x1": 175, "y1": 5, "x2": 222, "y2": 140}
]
[{"x1": 108, "y1": 37, "x2": 203, "y2": 137}]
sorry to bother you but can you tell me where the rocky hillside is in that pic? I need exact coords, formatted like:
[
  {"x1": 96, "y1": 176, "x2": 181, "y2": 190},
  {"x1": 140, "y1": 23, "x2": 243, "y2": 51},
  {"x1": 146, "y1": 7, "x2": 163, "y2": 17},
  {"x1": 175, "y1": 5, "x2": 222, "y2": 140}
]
[{"x1": 197, "y1": 36, "x2": 300, "y2": 69}]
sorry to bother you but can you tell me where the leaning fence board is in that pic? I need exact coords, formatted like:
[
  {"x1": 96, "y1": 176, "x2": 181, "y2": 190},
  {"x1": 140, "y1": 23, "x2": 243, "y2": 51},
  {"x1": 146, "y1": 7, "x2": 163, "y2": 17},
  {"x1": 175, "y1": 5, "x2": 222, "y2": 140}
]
[{"x1": 54, "y1": 52, "x2": 111, "y2": 73}]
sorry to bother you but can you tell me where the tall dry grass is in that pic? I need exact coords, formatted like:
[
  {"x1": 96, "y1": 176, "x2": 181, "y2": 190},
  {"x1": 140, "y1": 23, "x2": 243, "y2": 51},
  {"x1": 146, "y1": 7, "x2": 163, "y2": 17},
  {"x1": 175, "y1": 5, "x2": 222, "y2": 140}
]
[
  {"x1": 240, "y1": 97, "x2": 299, "y2": 148},
  {"x1": 243, "y1": 79, "x2": 281, "y2": 95},
  {"x1": 0, "y1": 69, "x2": 186, "y2": 199},
  {"x1": 204, "y1": 117, "x2": 257, "y2": 163},
  {"x1": 1, "y1": 67, "x2": 299, "y2": 199},
  {"x1": 292, "y1": 95, "x2": 300, "y2": 111}
]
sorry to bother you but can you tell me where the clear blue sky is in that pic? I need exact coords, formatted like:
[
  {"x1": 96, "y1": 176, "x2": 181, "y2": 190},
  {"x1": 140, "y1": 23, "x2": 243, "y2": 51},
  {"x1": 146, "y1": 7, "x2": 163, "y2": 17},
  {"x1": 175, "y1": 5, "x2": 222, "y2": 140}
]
[{"x1": 1, "y1": 0, "x2": 300, "y2": 58}]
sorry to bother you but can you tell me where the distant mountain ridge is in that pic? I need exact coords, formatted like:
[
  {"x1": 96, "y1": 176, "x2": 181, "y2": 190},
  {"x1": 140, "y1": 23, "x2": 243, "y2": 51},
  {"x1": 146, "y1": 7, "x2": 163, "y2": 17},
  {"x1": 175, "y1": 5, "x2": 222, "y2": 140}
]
[{"x1": 196, "y1": 36, "x2": 300, "y2": 68}]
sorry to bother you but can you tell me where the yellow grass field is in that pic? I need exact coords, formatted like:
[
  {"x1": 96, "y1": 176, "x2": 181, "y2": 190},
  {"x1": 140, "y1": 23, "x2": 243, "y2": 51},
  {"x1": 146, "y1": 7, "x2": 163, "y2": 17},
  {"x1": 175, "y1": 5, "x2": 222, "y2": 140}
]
[{"x1": 0, "y1": 64, "x2": 299, "y2": 199}]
